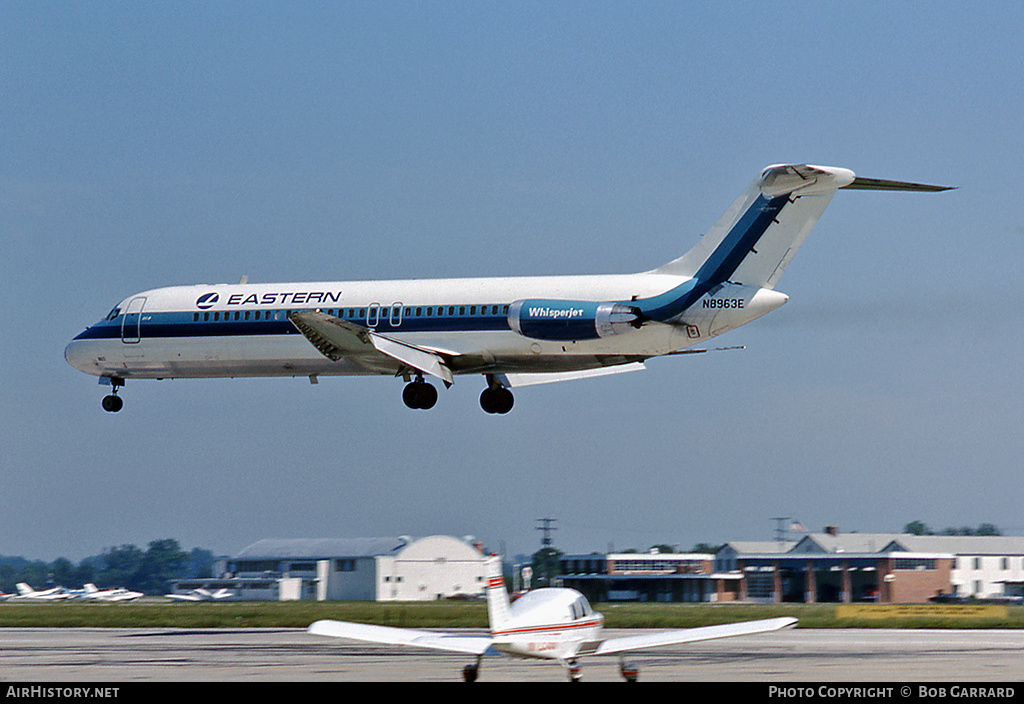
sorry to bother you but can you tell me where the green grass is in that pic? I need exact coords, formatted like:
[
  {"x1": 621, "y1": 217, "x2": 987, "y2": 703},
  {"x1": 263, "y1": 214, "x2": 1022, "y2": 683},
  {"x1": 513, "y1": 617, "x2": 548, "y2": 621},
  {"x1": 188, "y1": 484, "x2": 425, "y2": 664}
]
[{"x1": 2, "y1": 601, "x2": 1023, "y2": 629}]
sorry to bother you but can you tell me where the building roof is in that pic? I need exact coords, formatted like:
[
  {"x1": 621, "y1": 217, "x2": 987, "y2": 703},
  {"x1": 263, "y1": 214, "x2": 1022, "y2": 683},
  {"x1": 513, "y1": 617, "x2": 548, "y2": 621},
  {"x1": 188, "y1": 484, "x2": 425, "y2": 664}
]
[
  {"x1": 234, "y1": 537, "x2": 409, "y2": 560},
  {"x1": 792, "y1": 533, "x2": 906, "y2": 555},
  {"x1": 891, "y1": 535, "x2": 1024, "y2": 555},
  {"x1": 720, "y1": 533, "x2": 1024, "y2": 560},
  {"x1": 719, "y1": 541, "x2": 797, "y2": 555}
]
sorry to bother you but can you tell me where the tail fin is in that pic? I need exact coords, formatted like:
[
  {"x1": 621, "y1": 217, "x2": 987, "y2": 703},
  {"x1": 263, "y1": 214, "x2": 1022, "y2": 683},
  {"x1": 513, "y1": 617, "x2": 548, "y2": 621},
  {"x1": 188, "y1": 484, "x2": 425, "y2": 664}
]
[
  {"x1": 652, "y1": 165, "x2": 853, "y2": 290},
  {"x1": 16, "y1": 583, "x2": 33, "y2": 596},
  {"x1": 84, "y1": 584, "x2": 98, "y2": 594},
  {"x1": 653, "y1": 164, "x2": 952, "y2": 292},
  {"x1": 484, "y1": 555, "x2": 511, "y2": 632}
]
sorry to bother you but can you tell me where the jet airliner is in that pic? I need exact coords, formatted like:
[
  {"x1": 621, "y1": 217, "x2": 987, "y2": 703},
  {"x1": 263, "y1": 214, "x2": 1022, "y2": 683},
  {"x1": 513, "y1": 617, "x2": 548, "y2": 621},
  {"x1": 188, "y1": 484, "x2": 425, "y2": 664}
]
[
  {"x1": 65, "y1": 164, "x2": 950, "y2": 413},
  {"x1": 309, "y1": 554, "x2": 797, "y2": 681}
]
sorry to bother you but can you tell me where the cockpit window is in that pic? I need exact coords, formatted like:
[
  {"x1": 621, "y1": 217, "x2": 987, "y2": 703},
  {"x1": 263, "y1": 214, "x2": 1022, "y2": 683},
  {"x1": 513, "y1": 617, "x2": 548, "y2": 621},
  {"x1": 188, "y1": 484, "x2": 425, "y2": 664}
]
[
  {"x1": 569, "y1": 596, "x2": 592, "y2": 620},
  {"x1": 105, "y1": 307, "x2": 121, "y2": 321}
]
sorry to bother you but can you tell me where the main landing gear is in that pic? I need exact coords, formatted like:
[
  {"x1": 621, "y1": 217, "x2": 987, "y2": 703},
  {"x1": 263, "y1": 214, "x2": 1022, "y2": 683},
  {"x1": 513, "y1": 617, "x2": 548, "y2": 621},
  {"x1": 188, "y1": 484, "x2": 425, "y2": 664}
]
[
  {"x1": 461, "y1": 657, "x2": 481, "y2": 682},
  {"x1": 100, "y1": 378, "x2": 125, "y2": 413},
  {"x1": 401, "y1": 375, "x2": 516, "y2": 414},
  {"x1": 479, "y1": 377, "x2": 514, "y2": 415},
  {"x1": 402, "y1": 377, "x2": 438, "y2": 410}
]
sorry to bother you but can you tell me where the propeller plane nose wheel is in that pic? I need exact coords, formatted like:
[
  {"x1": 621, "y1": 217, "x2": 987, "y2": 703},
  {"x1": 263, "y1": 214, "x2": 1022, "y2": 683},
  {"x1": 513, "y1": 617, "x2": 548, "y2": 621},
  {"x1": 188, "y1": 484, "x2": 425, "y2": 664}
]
[{"x1": 402, "y1": 379, "x2": 437, "y2": 410}]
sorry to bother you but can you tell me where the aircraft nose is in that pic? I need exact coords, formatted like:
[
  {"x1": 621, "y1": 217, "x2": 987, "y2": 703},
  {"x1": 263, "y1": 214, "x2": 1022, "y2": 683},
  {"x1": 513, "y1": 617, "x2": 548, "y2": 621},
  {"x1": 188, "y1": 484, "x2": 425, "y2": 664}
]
[{"x1": 64, "y1": 336, "x2": 93, "y2": 373}]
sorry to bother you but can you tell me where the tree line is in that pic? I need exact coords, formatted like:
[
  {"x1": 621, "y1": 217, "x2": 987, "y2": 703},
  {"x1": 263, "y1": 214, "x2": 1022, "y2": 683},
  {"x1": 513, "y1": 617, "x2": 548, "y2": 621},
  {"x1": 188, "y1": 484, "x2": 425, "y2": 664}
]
[
  {"x1": 0, "y1": 539, "x2": 215, "y2": 596},
  {"x1": 903, "y1": 521, "x2": 1001, "y2": 536}
]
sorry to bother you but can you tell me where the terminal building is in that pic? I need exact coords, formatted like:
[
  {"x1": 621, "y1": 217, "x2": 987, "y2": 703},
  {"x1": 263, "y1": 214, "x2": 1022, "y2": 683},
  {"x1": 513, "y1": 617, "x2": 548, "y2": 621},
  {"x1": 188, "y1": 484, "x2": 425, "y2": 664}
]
[
  {"x1": 559, "y1": 529, "x2": 1024, "y2": 604},
  {"x1": 168, "y1": 535, "x2": 490, "y2": 602},
  {"x1": 559, "y1": 551, "x2": 731, "y2": 604}
]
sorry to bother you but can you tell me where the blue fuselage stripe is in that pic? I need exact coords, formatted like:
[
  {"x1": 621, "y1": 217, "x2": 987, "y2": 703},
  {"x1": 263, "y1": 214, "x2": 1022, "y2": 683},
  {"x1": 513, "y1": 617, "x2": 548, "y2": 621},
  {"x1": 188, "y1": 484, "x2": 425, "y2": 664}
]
[
  {"x1": 636, "y1": 194, "x2": 786, "y2": 320},
  {"x1": 74, "y1": 310, "x2": 510, "y2": 341}
]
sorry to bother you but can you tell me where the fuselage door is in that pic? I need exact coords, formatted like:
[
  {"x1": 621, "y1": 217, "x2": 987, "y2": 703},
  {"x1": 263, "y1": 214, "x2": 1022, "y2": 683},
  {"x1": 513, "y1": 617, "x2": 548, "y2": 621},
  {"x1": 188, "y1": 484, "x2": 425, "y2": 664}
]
[{"x1": 121, "y1": 296, "x2": 146, "y2": 344}]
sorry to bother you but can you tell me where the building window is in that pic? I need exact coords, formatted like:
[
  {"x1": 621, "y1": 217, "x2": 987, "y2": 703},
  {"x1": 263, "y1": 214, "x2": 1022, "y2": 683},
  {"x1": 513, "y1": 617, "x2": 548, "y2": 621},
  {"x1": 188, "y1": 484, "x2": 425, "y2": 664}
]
[{"x1": 894, "y1": 558, "x2": 935, "y2": 571}]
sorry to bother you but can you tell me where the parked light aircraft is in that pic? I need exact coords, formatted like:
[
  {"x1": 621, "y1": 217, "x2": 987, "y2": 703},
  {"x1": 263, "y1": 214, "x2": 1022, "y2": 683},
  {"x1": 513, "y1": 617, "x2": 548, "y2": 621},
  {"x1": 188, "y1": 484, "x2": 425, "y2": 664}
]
[
  {"x1": 65, "y1": 165, "x2": 950, "y2": 414},
  {"x1": 81, "y1": 583, "x2": 143, "y2": 602},
  {"x1": 165, "y1": 588, "x2": 235, "y2": 602},
  {"x1": 12, "y1": 583, "x2": 70, "y2": 601},
  {"x1": 309, "y1": 555, "x2": 796, "y2": 681}
]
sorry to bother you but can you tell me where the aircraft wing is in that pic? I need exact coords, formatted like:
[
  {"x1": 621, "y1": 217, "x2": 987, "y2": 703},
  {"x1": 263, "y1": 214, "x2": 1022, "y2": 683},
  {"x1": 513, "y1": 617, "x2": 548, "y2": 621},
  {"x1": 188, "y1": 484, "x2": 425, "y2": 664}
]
[
  {"x1": 289, "y1": 311, "x2": 454, "y2": 385},
  {"x1": 593, "y1": 617, "x2": 797, "y2": 656},
  {"x1": 308, "y1": 619, "x2": 496, "y2": 656}
]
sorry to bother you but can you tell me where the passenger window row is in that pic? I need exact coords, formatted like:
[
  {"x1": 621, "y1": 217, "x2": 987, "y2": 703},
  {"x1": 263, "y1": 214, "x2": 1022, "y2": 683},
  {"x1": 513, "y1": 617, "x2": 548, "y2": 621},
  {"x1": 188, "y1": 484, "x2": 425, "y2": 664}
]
[{"x1": 190, "y1": 305, "x2": 511, "y2": 323}]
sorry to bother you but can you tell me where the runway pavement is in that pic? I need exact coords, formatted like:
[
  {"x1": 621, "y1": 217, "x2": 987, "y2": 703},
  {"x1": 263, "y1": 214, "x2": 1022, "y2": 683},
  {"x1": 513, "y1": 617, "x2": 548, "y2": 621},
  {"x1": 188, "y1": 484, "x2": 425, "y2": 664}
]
[{"x1": 1, "y1": 628, "x2": 1023, "y2": 682}]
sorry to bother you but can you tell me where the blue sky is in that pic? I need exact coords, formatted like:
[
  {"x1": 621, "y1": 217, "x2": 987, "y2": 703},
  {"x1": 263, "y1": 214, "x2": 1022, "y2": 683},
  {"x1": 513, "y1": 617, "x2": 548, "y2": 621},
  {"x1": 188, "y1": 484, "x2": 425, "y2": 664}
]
[{"x1": 2, "y1": 2, "x2": 1022, "y2": 562}]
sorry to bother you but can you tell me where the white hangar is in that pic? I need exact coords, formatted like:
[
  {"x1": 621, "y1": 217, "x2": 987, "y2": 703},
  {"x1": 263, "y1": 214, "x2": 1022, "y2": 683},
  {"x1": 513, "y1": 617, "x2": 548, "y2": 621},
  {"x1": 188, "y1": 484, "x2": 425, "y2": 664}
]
[{"x1": 185, "y1": 535, "x2": 490, "y2": 602}]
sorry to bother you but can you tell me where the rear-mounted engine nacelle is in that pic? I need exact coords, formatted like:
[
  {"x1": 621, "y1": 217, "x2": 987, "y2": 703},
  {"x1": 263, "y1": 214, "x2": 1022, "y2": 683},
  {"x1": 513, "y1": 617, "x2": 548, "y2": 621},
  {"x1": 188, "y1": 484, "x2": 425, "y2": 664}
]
[{"x1": 508, "y1": 299, "x2": 643, "y2": 341}]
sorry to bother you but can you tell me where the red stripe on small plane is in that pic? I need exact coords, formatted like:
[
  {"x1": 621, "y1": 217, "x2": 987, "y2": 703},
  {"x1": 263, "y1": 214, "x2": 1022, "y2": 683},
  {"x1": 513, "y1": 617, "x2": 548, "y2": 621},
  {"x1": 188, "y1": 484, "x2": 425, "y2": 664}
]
[{"x1": 492, "y1": 619, "x2": 602, "y2": 637}]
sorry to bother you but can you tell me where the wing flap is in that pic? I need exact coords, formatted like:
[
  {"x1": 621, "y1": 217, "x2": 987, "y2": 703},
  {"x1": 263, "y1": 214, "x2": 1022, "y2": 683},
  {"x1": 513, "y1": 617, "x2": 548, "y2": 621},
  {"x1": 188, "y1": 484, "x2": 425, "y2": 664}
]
[
  {"x1": 594, "y1": 617, "x2": 796, "y2": 656},
  {"x1": 499, "y1": 362, "x2": 645, "y2": 388},
  {"x1": 308, "y1": 619, "x2": 495, "y2": 656},
  {"x1": 289, "y1": 311, "x2": 454, "y2": 385},
  {"x1": 368, "y1": 334, "x2": 454, "y2": 386}
]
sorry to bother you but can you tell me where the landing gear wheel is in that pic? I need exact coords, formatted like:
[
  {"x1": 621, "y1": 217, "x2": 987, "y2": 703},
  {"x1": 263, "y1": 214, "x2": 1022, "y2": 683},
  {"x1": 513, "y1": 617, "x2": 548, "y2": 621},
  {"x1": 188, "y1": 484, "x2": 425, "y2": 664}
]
[
  {"x1": 462, "y1": 663, "x2": 479, "y2": 682},
  {"x1": 402, "y1": 380, "x2": 437, "y2": 410},
  {"x1": 479, "y1": 386, "x2": 514, "y2": 414},
  {"x1": 619, "y1": 659, "x2": 639, "y2": 682},
  {"x1": 101, "y1": 394, "x2": 123, "y2": 413}
]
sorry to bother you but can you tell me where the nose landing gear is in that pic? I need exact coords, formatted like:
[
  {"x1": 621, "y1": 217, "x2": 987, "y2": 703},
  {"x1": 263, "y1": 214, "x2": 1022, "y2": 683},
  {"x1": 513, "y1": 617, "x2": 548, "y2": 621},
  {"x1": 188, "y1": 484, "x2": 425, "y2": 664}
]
[{"x1": 101, "y1": 377, "x2": 125, "y2": 413}]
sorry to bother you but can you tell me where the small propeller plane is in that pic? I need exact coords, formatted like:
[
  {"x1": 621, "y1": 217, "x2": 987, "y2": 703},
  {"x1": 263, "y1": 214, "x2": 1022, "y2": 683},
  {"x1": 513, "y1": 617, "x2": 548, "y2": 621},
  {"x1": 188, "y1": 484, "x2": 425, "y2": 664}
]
[
  {"x1": 11, "y1": 583, "x2": 70, "y2": 601},
  {"x1": 164, "y1": 587, "x2": 235, "y2": 602},
  {"x1": 81, "y1": 583, "x2": 144, "y2": 602},
  {"x1": 66, "y1": 164, "x2": 950, "y2": 414},
  {"x1": 308, "y1": 555, "x2": 796, "y2": 681}
]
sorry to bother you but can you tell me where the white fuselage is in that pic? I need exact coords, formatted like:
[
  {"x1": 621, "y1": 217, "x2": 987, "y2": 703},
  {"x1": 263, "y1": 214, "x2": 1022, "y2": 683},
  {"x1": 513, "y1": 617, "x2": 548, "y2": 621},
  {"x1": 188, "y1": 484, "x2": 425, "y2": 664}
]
[
  {"x1": 490, "y1": 588, "x2": 606, "y2": 662},
  {"x1": 64, "y1": 272, "x2": 785, "y2": 382}
]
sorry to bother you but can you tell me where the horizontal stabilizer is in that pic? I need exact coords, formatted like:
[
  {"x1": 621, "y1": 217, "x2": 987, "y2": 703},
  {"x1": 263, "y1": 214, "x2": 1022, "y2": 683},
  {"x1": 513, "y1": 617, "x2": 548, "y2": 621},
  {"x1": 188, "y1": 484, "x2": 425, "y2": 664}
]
[
  {"x1": 308, "y1": 619, "x2": 495, "y2": 656},
  {"x1": 842, "y1": 176, "x2": 954, "y2": 192},
  {"x1": 594, "y1": 617, "x2": 797, "y2": 656},
  {"x1": 666, "y1": 345, "x2": 746, "y2": 356}
]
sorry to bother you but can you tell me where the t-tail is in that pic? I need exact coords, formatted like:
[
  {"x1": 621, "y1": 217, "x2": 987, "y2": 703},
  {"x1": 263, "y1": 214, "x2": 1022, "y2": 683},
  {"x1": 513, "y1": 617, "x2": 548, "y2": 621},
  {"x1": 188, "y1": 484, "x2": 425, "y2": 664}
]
[
  {"x1": 484, "y1": 555, "x2": 512, "y2": 632},
  {"x1": 653, "y1": 164, "x2": 951, "y2": 299},
  {"x1": 510, "y1": 165, "x2": 952, "y2": 341}
]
